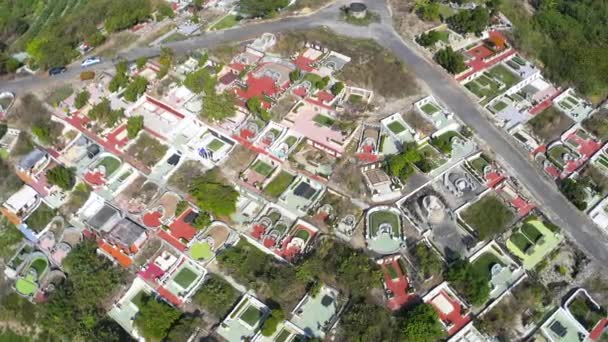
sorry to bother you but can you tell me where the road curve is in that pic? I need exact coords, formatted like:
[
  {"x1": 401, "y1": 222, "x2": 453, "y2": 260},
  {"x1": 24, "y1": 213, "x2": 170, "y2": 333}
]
[{"x1": 2, "y1": 0, "x2": 607, "y2": 263}]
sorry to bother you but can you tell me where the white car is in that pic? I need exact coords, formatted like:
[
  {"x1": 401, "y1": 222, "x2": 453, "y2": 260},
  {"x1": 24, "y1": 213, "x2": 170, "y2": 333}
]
[{"x1": 81, "y1": 56, "x2": 101, "y2": 68}]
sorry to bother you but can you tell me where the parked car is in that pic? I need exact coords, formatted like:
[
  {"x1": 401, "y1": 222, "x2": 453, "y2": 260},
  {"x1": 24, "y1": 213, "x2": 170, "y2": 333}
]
[
  {"x1": 48, "y1": 66, "x2": 67, "y2": 76},
  {"x1": 81, "y1": 56, "x2": 101, "y2": 68}
]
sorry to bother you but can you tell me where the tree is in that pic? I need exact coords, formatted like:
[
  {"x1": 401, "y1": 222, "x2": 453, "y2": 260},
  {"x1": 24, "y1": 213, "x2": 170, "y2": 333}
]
[
  {"x1": 136, "y1": 56, "x2": 148, "y2": 70},
  {"x1": 417, "y1": 30, "x2": 441, "y2": 47},
  {"x1": 123, "y1": 76, "x2": 149, "y2": 102},
  {"x1": 434, "y1": 47, "x2": 466, "y2": 74},
  {"x1": 445, "y1": 259, "x2": 491, "y2": 305},
  {"x1": 0, "y1": 159, "x2": 23, "y2": 202},
  {"x1": 239, "y1": 0, "x2": 289, "y2": 18},
  {"x1": 447, "y1": 7, "x2": 490, "y2": 35},
  {"x1": 400, "y1": 303, "x2": 444, "y2": 342},
  {"x1": 89, "y1": 98, "x2": 124, "y2": 127},
  {"x1": 289, "y1": 69, "x2": 301, "y2": 82},
  {"x1": 200, "y1": 92, "x2": 236, "y2": 121},
  {"x1": 417, "y1": 1, "x2": 440, "y2": 22},
  {"x1": 156, "y1": 3, "x2": 175, "y2": 21},
  {"x1": 189, "y1": 173, "x2": 239, "y2": 217},
  {"x1": 192, "y1": 211, "x2": 211, "y2": 230},
  {"x1": 74, "y1": 90, "x2": 91, "y2": 109},
  {"x1": 134, "y1": 296, "x2": 182, "y2": 341},
  {"x1": 183, "y1": 68, "x2": 216, "y2": 94},
  {"x1": 339, "y1": 299, "x2": 399, "y2": 341},
  {"x1": 41, "y1": 241, "x2": 125, "y2": 339},
  {"x1": 316, "y1": 76, "x2": 330, "y2": 90},
  {"x1": 412, "y1": 243, "x2": 444, "y2": 279},
  {"x1": 193, "y1": 274, "x2": 240, "y2": 318},
  {"x1": 46, "y1": 165, "x2": 75, "y2": 190},
  {"x1": 246, "y1": 96, "x2": 270, "y2": 122},
  {"x1": 330, "y1": 81, "x2": 344, "y2": 96},
  {"x1": 559, "y1": 178, "x2": 588, "y2": 210},
  {"x1": 5, "y1": 57, "x2": 20, "y2": 73},
  {"x1": 105, "y1": 0, "x2": 152, "y2": 32},
  {"x1": 126, "y1": 116, "x2": 144, "y2": 139}
]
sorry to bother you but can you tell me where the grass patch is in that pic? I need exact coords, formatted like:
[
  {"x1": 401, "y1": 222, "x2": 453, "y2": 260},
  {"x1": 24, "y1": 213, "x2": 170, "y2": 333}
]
[
  {"x1": 252, "y1": 160, "x2": 274, "y2": 177},
  {"x1": 509, "y1": 232, "x2": 532, "y2": 253},
  {"x1": 294, "y1": 229, "x2": 310, "y2": 241},
  {"x1": 97, "y1": 156, "x2": 121, "y2": 176},
  {"x1": 207, "y1": 138, "x2": 225, "y2": 152},
  {"x1": 568, "y1": 296, "x2": 606, "y2": 331},
  {"x1": 461, "y1": 196, "x2": 513, "y2": 240},
  {"x1": 492, "y1": 100, "x2": 508, "y2": 112},
  {"x1": 469, "y1": 155, "x2": 490, "y2": 175},
  {"x1": 30, "y1": 258, "x2": 48, "y2": 276},
  {"x1": 240, "y1": 305, "x2": 263, "y2": 326},
  {"x1": 264, "y1": 171, "x2": 295, "y2": 198},
  {"x1": 313, "y1": 114, "x2": 335, "y2": 127},
  {"x1": 471, "y1": 252, "x2": 504, "y2": 279},
  {"x1": 387, "y1": 121, "x2": 406, "y2": 134},
  {"x1": 488, "y1": 64, "x2": 521, "y2": 88},
  {"x1": 173, "y1": 267, "x2": 198, "y2": 289},
  {"x1": 341, "y1": 11, "x2": 380, "y2": 26},
  {"x1": 522, "y1": 222, "x2": 543, "y2": 243},
  {"x1": 430, "y1": 131, "x2": 460, "y2": 154},
  {"x1": 386, "y1": 263, "x2": 399, "y2": 280},
  {"x1": 420, "y1": 103, "x2": 439, "y2": 115},
  {"x1": 211, "y1": 14, "x2": 239, "y2": 30},
  {"x1": 161, "y1": 32, "x2": 187, "y2": 44},
  {"x1": 368, "y1": 210, "x2": 401, "y2": 237}
]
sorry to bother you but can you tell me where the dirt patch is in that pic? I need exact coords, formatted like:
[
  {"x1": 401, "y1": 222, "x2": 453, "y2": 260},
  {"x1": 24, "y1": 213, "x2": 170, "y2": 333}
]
[
  {"x1": 168, "y1": 160, "x2": 207, "y2": 194},
  {"x1": 389, "y1": 0, "x2": 439, "y2": 40},
  {"x1": 536, "y1": 243, "x2": 589, "y2": 293},
  {"x1": 527, "y1": 106, "x2": 574, "y2": 143},
  {"x1": 272, "y1": 28, "x2": 420, "y2": 99}
]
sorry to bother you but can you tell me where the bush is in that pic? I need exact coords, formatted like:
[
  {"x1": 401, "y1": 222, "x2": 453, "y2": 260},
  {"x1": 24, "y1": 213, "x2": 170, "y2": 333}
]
[
  {"x1": 461, "y1": 195, "x2": 513, "y2": 240},
  {"x1": 79, "y1": 71, "x2": 95, "y2": 81},
  {"x1": 74, "y1": 90, "x2": 90, "y2": 109},
  {"x1": 434, "y1": 47, "x2": 466, "y2": 74},
  {"x1": 189, "y1": 171, "x2": 238, "y2": 217},
  {"x1": 123, "y1": 76, "x2": 149, "y2": 102},
  {"x1": 559, "y1": 178, "x2": 588, "y2": 210},
  {"x1": 46, "y1": 165, "x2": 75, "y2": 190},
  {"x1": 126, "y1": 115, "x2": 144, "y2": 139},
  {"x1": 400, "y1": 303, "x2": 444, "y2": 342},
  {"x1": 331, "y1": 81, "x2": 344, "y2": 95},
  {"x1": 193, "y1": 274, "x2": 240, "y2": 318},
  {"x1": 445, "y1": 259, "x2": 491, "y2": 305},
  {"x1": 261, "y1": 309, "x2": 284, "y2": 336}
]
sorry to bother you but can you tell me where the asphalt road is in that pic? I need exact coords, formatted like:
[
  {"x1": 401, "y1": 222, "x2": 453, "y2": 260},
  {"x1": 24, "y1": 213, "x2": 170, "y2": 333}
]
[{"x1": 2, "y1": 0, "x2": 608, "y2": 263}]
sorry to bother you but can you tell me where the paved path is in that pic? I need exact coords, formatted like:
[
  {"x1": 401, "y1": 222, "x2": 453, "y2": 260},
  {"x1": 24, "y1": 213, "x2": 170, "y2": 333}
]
[{"x1": 2, "y1": 0, "x2": 608, "y2": 263}]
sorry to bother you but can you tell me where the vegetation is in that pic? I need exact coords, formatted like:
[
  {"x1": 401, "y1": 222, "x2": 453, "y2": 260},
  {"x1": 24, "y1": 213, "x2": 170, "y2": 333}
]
[
  {"x1": 126, "y1": 132, "x2": 168, "y2": 168},
  {"x1": 582, "y1": 109, "x2": 608, "y2": 141},
  {"x1": 338, "y1": 298, "x2": 399, "y2": 341},
  {"x1": 46, "y1": 165, "x2": 75, "y2": 190},
  {"x1": 559, "y1": 178, "x2": 589, "y2": 210},
  {"x1": 417, "y1": 30, "x2": 443, "y2": 47},
  {"x1": 386, "y1": 142, "x2": 424, "y2": 182},
  {"x1": 193, "y1": 274, "x2": 240, "y2": 318},
  {"x1": 461, "y1": 195, "x2": 513, "y2": 240},
  {"x1": 192, "y1": 211, "x2": 212, "y2": 230},
  {"x1": 184, "y1": 68, "x2": 216, "y2": 94},
  {"x1": 401, "y1": 303, "x2": 445, "y2": 342},
  {"x1": 0, "y1": 159, "x2": 23, "y2": 202},
  {"x1": 445, "y1": 259, "x2": 491, "y2": 305},
  {"x1": 41, "y1": 241, "x2": 127, "y2": 339},
  {"x1": 331, "y1": 81, "x2": 344, "y2": 95},
  {"x1": 239, "y1": 0, "x2": 289, "y2": 18},
  {"x1": 189, "y1": 170, "x2": 239, "y2": 217},
  {"x1": 447, "y1": 7, "x2": 490, "y2": 35},
  {"x1": 123, "y1": 76, "x2": 149, "y2": 102},
  {"x1": 261, "y1": 309, "x2": 284, "y2": 336},
  {"x1": 88, "y1": 98, "x2": 124, "y2": 127},
  {"x1": 414, "y1": 0, "x2": 440, "y2": 21},
  {"x1": 126, "y1": 115, "x2": 144, "y2": 139},
  {"x1": 264, "y1": 171, "x2": 294, "y2": 198},
  {"x1": 11, "y1": 93, "x2": 63, "y2": 146},
  {"x1": 0, "y1": 217, "x2": 23, "y2": 259},
  {"x1": 273, "y1": 28, "x2": 418, "y2": 98},
  {"x1": 74, "y1": 90, "x2": 90, "y2": 109},
  {"x1": 412, "y1": 243, "x2": 444, "y2": 279},
  {"x1": 134, "y1": 296, "x2": 182, "y2": 341},
  {"x1": 217, "y1": 239, "x2": 307, "y2": 309},
  {"x1": 62, "y1": 183, "x2": 91, "y2": 215},
  {"x1": 200, "y1": 92, "x2": 236, "y2": 121},
  {"x1": 289, "y1": 69, "x2": 301, "y2": 82},
  {"x1": 501, "y1": 0, "x2": 608, "y2": 97},
  {"x1": 434, "y1": 47, "x2": 466, "y2": 74},
  {"x1": 246, "y1": 96, "x2": 271, "y2": 122}
]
